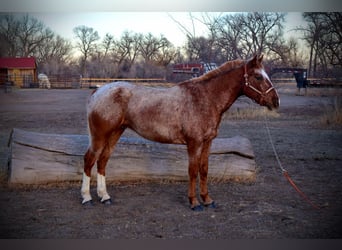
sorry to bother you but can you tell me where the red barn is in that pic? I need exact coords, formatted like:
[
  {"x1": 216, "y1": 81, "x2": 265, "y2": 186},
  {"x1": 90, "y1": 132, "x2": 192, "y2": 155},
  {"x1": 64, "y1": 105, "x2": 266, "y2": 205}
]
[{"x1": 0, "y1": 57, "x2": 37, "y2": 87}]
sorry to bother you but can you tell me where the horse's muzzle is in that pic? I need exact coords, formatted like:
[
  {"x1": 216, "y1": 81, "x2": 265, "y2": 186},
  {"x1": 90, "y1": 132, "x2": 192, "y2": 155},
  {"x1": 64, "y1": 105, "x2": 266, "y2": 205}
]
[
  {"x1": 263, "y1": 96, "x2": 279, "y2": 111},
  {"x1": 268, "y1": 97, "x2": 280, "y2": 110}
]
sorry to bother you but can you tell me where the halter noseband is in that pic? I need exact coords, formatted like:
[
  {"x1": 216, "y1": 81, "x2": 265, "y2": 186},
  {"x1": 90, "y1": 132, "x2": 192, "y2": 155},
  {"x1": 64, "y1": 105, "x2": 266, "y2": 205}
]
[{"x1": 244, "y1": 63, "x2": 274, "y2": 96}]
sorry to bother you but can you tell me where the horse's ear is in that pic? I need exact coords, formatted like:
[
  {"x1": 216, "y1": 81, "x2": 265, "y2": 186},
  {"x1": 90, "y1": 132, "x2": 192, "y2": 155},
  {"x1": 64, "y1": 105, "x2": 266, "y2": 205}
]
[
  {"x1": 250, "y1": 54, "x2": 263, "y2": 67},
  {"x1": 258, "y1": 54, "x2": 264, "y2": 63},
  {"x1": 249, "y1": 54, "x2": 258, "y2": 66}
]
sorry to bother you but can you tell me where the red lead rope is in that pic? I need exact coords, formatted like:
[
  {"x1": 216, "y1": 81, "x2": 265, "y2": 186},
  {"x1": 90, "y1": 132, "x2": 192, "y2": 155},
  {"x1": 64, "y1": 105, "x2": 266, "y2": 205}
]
[
  {"x1": 264, "y1": 115, "x2": 321, "y2": 210},
  {"x1": 282, "y1": 171, "x2": 320, "y2": 210}
]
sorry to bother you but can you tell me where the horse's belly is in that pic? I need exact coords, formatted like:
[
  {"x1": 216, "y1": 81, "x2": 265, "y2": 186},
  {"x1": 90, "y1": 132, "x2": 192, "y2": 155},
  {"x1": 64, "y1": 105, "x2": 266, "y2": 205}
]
[{"x1": 128, "y1": 123, "x2": 186, "y2": 145}]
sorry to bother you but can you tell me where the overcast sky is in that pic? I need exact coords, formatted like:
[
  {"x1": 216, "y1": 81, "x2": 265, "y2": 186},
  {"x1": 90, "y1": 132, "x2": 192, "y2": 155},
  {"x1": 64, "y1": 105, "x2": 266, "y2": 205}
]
[{"x1": 30, "y1": 12, "x2": 306, "y2": 48}]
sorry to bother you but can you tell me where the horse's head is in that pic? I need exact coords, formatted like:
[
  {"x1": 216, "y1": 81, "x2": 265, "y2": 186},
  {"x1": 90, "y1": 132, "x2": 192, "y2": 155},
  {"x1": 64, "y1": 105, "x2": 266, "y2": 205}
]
[{"x1": 242, "y1": 55, "x2": 279, "y2": 110}]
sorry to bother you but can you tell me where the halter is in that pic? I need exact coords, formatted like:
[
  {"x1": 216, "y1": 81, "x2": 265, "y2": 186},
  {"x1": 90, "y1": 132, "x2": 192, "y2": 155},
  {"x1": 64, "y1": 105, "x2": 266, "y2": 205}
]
[{"x1": 244, "y1": 63, "x2": 274, "y2": 96}]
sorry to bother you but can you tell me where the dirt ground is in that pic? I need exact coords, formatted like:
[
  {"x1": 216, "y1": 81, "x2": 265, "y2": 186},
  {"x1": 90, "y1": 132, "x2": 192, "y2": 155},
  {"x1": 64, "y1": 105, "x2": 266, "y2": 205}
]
[{"x1": 0, "y1": 84, "x2": 341, "y2": 239}]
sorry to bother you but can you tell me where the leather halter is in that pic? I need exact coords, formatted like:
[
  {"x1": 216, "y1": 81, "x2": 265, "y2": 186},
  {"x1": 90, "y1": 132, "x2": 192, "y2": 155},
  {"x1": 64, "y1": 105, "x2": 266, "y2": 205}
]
[{"x1": 244, "y1": 63, "x2": 274, "y2": 96}]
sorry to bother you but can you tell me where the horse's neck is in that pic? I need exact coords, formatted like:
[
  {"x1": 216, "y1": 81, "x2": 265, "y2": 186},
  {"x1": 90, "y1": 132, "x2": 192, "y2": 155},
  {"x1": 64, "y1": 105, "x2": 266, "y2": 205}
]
[{"x1": 204, "y1": 67, "x2": 244, "y2": 113}]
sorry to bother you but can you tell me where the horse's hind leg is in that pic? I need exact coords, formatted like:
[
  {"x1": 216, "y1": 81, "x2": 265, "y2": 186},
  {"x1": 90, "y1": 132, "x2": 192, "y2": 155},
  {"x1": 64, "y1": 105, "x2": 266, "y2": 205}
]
[
  {"x1": 96, "y1": 145, "x2": 112, "y2": 204},
  {"x1": 96, "y1": 129, "x2": 125, "y2": 204},
  {"x1": 81, "y1": 139, "x2": 105, "y2": 204}
]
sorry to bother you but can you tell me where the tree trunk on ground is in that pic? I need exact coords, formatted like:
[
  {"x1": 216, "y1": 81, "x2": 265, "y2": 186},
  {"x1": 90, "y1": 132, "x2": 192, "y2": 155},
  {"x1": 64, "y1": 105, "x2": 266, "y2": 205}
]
[{"x1": 8, "y1": 128, "x2": 256, "y2": 185}]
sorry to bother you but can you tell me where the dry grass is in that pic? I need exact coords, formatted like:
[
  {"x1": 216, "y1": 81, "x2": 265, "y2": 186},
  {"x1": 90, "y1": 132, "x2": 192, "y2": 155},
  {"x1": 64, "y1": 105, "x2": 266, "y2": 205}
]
[
  {"x1": 276, "y1": 82, "x2": 342, "y2": 97},
  {"x1": 225, "y1": 107, "x2": 280, "y2": 120},
  {"x1": 320, "y1": 96, "x2": 342, "y2": 126},
  {"x1": 0, "y1": 171, "x2": 8, "y2": 188}
]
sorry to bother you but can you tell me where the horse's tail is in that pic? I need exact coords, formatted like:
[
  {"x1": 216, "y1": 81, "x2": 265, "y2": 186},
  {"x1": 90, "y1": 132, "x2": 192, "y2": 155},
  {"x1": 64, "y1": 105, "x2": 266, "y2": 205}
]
[
  {"x1": 86, "y1": 89, "x2": 97, "y2": 149},
  {"x1": 90, "y1": 88, "x2": 98, "y2": 95}
]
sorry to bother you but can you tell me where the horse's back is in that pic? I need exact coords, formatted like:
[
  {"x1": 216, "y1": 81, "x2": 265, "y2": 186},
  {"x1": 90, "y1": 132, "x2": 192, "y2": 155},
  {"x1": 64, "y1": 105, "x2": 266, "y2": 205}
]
[{"x1": 87, "y1": 81, "x2": 182, "y2": 119}]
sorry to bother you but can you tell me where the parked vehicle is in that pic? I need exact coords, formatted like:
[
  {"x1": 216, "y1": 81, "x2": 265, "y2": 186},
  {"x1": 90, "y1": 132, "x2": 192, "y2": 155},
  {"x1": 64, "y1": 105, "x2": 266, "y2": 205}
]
[{"x1": 172, "y1": 62, "x2": 217, "y2": 78}]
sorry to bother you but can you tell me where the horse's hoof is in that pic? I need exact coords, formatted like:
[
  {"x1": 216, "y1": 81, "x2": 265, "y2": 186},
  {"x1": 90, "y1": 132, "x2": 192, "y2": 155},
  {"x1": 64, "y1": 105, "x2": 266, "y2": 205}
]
[
  {"x1": 101, "y1": 198, "x2": 112, "y2": 205},
  {"x1": 205, "y1": 201, "x2": 217, "y2": 209},
  {"x1": 82, "y1": 200, "x2": 94, "y2": 206},
  {"x1": 191, "y1": 204, "x2": 204, "y2": 211}
]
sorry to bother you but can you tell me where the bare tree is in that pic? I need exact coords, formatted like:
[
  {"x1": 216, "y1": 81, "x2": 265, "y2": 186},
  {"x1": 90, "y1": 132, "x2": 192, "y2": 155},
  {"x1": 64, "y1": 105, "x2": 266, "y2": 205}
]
[
  {"x1": 210, "y1": 14, "x2": 244, "y2": 60},
  {"x1": 17, "y1": 14, "x2": 54, "y2": 57},
  {"x1": 209, "y1": 13, "x2": 286, "y2": 62},
  {"x1": 170, "y1": 12, "x2": 286, "y2": 64},
  {"x1": 0, "y1": 14, "x2": 55, "y2": 58},
  {"x1": 153, "y1": 41, "x2": 177, "y2": 66},
  {"x1": 298, "y1": 12, "x2": 342, "y2": 77},
  {"x1": 323, "y1": 12, "x2": 342, "y2": 67},
  {"x1": 0, "y1": 14, "x2": 20, "y2": 57},
  {"x1": 101, "y1": 33, "x2": 115, "y2": 59},
  {"x1": 184, "y1": 36, "x2": 218, "y2": 62},
  {"x1": 38, "y1": 35, "x2": 73, "y2": 74},
  {"x1": 139, "y1": 33, "x2": 162, "y2": 62},
  {"x1": 139, "y1": 33, "x2": 176, "y2": 66},
  {"x1": 237, "y1": 13, "x2": 286, "y2": 58},
  {"x1": 298, "y1": 13, "x2": 324, "y2": 77},
  {"x1": 170, "y1": 13, "x2": 223, "y2": 62},
  {"x1": 169, "y1": 12, "x2": 216, "y2": 62},
  {"x1": 0, "y1": 14, "x2": 73, "y2": 75},
  {"x1": 73, "y1": 25, "x2": 100, "y2": 76},
  {"x1": 112, "y1": 31, "x2": 142, "y2": 76},
  {"x1": 37, "y1": 35, "x2": 72, "y2": 64},
  {"x1": 81, "y1": 33, "x2": 117, "y2": 77},
  {"x1": 135, "y1": 33, "x2": 177, "y2": 77},
  {"x1": 168, "y1": 12, "x2": 198, "y2": 39}
]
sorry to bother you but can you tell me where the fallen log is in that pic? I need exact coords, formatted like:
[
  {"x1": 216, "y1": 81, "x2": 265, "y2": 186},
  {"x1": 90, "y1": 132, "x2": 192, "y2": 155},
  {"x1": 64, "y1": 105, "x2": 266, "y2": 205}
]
[{"x1": 8, "y1": 128, "x2": 256, "y2": 184}]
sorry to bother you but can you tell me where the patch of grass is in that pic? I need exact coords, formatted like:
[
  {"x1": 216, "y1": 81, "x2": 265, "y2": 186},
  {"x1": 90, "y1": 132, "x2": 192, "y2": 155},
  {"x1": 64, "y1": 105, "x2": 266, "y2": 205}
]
[
  {"x1": 0, "y1": 170, "x2": 8, "y2": 187},
  {"x1": 225, "y1": 107, "x2": 280, "y2": 120},
  {"x1": 320, "y1": 96, "x2": 342, "y2": 126}
]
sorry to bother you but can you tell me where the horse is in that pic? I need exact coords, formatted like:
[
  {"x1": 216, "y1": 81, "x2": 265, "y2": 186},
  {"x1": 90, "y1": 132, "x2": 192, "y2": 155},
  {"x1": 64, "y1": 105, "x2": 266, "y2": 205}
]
[{"x1": 81, "y1": 54, "x2": 279, "y2": 211}]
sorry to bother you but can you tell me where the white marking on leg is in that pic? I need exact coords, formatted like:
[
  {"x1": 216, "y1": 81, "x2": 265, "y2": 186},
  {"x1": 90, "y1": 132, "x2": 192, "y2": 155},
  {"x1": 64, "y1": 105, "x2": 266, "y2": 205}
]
[
  {"x1": 81, "y1": 173, "x2": 92, "y2": 204},
  {"x1": 97, "y1": 173, "x2": 111, "y2": 202}
]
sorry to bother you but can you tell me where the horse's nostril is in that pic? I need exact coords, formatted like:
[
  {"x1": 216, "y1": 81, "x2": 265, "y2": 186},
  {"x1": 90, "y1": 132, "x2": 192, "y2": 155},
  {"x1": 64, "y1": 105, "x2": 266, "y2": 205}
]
[{"x1": 273, "y1": 98, "x2": 280, "y2": 108}]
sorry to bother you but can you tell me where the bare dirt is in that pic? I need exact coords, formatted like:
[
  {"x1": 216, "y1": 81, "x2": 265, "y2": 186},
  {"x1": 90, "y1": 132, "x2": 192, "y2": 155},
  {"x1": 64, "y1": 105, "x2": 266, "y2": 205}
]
[{"x1": 0, "y1": 85, "x2": 341, "y2": 239}]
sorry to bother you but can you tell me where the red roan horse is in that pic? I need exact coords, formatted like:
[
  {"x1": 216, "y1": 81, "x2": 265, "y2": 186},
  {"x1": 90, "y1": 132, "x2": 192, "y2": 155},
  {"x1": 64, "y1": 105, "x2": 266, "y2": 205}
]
[{"x1": 81, "y1": 54, "x2": 279, "y2": 211}]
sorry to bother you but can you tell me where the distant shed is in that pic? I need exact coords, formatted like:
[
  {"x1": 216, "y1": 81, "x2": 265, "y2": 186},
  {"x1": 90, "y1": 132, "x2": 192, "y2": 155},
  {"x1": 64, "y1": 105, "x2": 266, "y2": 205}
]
[{"x1": 0, "y1": 57, "x2": 37, "y2": 87}]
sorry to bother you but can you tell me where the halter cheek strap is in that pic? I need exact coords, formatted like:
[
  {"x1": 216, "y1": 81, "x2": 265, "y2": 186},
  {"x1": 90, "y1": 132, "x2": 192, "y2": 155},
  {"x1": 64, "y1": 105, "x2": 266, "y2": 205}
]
[{"x1": 244, "y1": 63, "x2": 274, "y2": 96}]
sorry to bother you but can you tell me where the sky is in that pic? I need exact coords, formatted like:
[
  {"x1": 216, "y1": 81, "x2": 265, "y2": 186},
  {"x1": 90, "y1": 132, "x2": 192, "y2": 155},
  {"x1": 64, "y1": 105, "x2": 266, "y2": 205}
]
[{"x1": 30, "y1": 12, "x2": 307, "y2": 49}]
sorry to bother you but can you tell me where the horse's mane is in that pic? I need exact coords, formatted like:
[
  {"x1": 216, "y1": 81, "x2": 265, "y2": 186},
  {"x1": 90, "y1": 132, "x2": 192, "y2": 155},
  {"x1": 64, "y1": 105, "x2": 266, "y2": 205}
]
[{"x1": 185, "y1": 59, "x2": 245, "y2": 84}]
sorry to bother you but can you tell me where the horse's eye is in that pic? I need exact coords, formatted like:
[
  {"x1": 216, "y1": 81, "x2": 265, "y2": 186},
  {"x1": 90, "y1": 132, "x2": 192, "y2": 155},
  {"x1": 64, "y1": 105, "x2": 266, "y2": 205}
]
[{"x1": 255, "y1": 75, "x2": 263, "y2": 81}]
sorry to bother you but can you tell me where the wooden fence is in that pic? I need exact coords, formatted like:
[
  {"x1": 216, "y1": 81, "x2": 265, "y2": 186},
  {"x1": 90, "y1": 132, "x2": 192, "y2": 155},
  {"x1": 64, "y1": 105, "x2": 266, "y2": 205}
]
[
  {"x1": 1, "y1": 75, "x2": 172, "y2": 89},
  {"x1": 2, "y1": 74, "x2": 340, "y2": 89},
  {"x1": 79, "y1": 77, "x2": 173, "y2": 88},
  {"x1": 271, "y1": 77, "x2": 342, "y2": 88},
  {"x1": 48, "y1": 75, "x2": 81, "y2": 89}
]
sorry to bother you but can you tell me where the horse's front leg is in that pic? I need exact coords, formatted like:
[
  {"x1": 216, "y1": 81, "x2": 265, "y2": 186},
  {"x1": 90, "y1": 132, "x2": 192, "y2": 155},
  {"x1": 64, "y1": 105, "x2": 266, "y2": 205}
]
[
  {"x1": 187, "y1": 141, "x2": 204, "y2": 211},
  {"x1": 199, "y1": 140, "x2": 216, "y2": 208}
]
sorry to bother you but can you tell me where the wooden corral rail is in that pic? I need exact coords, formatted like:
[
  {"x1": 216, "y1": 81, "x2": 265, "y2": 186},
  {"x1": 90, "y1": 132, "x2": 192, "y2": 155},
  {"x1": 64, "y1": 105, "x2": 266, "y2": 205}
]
[
  {"x1": 271, "y1": 78, "x2": 296, "y2": 83},
  {"x1": 80, "y1": 77, "x2": 175, "y2": 88},
  {"x1": 271, "y1": 77, "x2": 342, "y2": 88},
  {"x1": 48, "y1": 75, "x2": 81, "y2": 89},
  {"x1": 8, "y1": 128, "x2": 256, "y2": 185}
]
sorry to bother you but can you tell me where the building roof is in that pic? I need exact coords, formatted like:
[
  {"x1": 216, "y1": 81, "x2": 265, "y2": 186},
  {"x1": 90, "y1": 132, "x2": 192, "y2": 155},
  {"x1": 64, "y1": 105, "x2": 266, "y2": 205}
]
[{"x1": 0, "y1": 57, "x2": 36, "y2": 69}]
